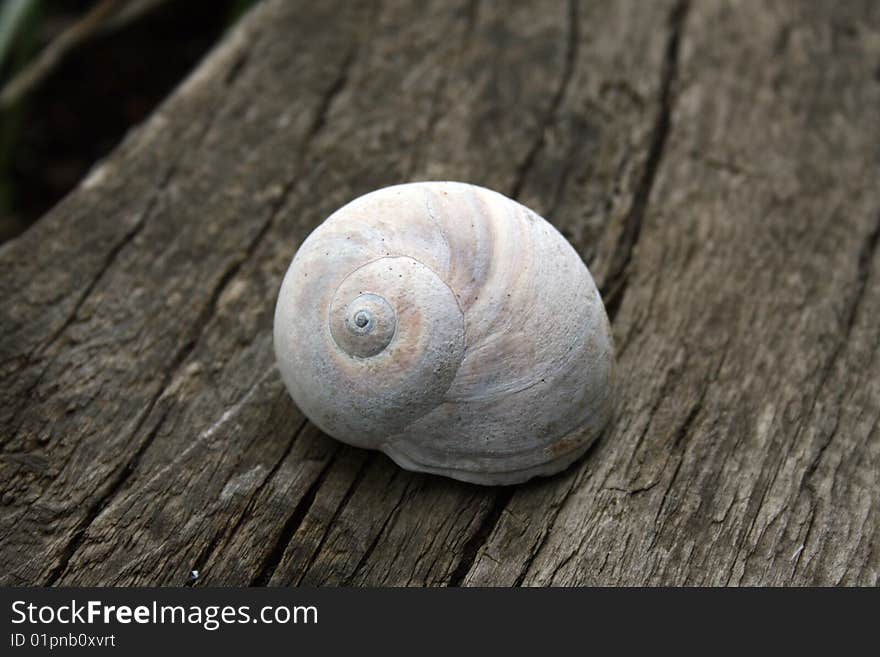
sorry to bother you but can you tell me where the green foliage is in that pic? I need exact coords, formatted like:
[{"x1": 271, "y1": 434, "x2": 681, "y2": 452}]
[{"x1": 0, "y1": 0, "x2": 41, "y2": 233}]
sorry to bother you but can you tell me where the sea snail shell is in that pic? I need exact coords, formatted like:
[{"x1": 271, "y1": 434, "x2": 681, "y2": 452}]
[{"x1": 274, "y1": 182, "x2": 614, "y2": 485}]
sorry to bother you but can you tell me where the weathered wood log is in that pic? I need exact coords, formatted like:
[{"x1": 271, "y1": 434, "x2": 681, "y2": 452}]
[{"x1": 1, "y1": 0, "x2": 878, "y2": 586}]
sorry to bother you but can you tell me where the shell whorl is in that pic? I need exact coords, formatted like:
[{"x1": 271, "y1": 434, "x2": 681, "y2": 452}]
[
  {"x1": 330, "y1": 291, "x2": 396, "y2": 358},
  {"x1": 273, "y1": 181, "x2": 614, "y2": 485}
]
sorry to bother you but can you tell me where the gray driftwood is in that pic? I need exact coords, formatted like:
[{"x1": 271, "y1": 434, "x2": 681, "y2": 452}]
[{"x1": 1, "y1": 0, "x2": 878, "y2": 586}]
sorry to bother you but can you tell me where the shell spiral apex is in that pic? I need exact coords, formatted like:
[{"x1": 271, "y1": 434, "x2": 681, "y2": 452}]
[{"x1": 273, "y1": 181, "x2": 614, "y2": 485}]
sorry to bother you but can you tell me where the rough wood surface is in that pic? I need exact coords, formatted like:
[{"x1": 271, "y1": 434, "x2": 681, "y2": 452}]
[{"x1": 1, "y1": 0, "x2": 878, "y2": 586}]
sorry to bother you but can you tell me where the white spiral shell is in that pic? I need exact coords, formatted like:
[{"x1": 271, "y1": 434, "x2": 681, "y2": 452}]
[{"x1": 274, "y1": 182, "x2": 614, "y2": 485}]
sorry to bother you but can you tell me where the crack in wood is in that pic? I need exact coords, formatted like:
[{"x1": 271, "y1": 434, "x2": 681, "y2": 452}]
[
  {"x1": 511, "y1": 490, "x2": 570, "y2": 587},
  {"x1": 187, "y1": 417, "x2": 310, "y2": 585},
  {"x1": 346, "y1": 474, "x2": 412, "y2": 585},
  {"x1": 289, "y1": 453, "x2": 376, "y2": 586},
  {"x1": 509, "y1": 0, "x2": 579, "y2": 201},
  {"x1": 447, "y1": 487, "x2": 514, "y2": 586},
  {"x1": 408, "y1": 0, "x2": 481, "y2": 178},
  {"x1": 249, "y1": 446, "x2": 343, "y2": 586},
  {"x1": 43, "y1": 406, "x2": 172, "y2": 584},
  {"x1": 602, "y1": 0, "x2": 690, "y2": 320},
  {"x1": 509, "y1": 438, "x2": 604, "y2": 586}
]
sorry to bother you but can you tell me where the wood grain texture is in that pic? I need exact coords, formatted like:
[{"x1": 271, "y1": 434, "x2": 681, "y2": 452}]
[{"x1": 1, "y1": 0, "x2": 878, "y2": 586}]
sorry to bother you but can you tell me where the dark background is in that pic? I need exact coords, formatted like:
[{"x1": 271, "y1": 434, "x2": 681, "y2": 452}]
[{"x1": 0, "y1": 0, "x2": 257, "y2": 242}]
